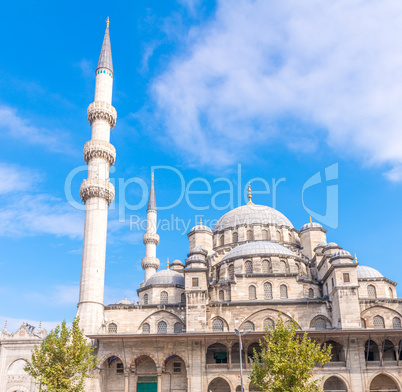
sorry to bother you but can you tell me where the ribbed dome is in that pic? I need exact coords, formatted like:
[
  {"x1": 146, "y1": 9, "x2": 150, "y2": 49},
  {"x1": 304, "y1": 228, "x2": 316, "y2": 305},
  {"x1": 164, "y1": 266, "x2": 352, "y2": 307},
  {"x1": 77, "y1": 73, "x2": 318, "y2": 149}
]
[
  {"x1": 222, "y1": 241, "x2": 296, "y2": 262},
  {"x1": 300, "y1": 222, "x2": 323, "y2": 231},
  {"x1": 331, "y1": 249, "x2": 352, "y2": 258},
  {"x1": 357, "y1": 265, "x2": 383, "y2": 279},
  {"x1": 171, "y1": 259, "x2": 184, "y2": 266},
  {"x1": 116, "y1": 296, "x2": 132, "y2": 305},
  {"x1": 145, "y1": 269, "x2": 185, "y2": 287},
  {"x1": 213, "y1": 204, "x2": 293, "y2": 232},
  {"x1": 189, "y1": 224, "x2": 212, "y2": 234}
]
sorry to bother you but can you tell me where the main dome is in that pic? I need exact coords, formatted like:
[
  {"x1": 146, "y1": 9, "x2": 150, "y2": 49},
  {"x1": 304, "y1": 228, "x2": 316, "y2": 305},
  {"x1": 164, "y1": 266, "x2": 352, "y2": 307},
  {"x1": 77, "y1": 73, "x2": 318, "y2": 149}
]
[{"x1": 213, "y1": 204, "x2": 293, "y2": 232}]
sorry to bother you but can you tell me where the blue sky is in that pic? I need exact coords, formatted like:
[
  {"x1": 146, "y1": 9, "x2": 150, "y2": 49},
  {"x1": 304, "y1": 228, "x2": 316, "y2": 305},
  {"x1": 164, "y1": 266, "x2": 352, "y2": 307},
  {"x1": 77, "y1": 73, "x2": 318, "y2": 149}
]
[{"x1": 1, "y1": 0, "x2": 402, "y2": 331}]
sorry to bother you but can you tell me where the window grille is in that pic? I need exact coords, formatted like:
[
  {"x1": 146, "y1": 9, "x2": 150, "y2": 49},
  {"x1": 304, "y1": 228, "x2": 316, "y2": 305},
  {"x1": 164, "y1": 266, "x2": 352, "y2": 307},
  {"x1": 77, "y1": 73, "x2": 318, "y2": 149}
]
[
  {"x1": 245, "y1": 260, "x2": 253, "y2": 274},
  {"x1": 280, "y1": 284, "x2": 288, "y2": 299},
  {"x1": 367, "y1": 285, "x2": 377, "y2": 299},
  {"x1": 264, "y1": 282, "x2": 272, "y2": 299},
  {"x1": 373, "y1": 315, "x2": 385, "y2": 329},
  {"x1": 262, "y1": 259, "x2": 270, "y2": 273},
  {"x1": 180, "y1": 293, "x2": 186, "y2": 304},
  {"x1": 173, "y1": 362, "x2": 181, "y2": 373},
  {"x1": 314, "y1": 318, "x2": 327, "y2": 330},
  {"x1": 108, "y1": 323, "x2": 117, "y2": 334},
  {"x1": 142, "y1": 323, "x2": 150, "y2": 334},
  {"x1": 174, "y1": 322, "x2": 183, "y2": 333},
  {"x1": 244, "y1": 321, "x2": 255, "y2": 331},
  {"x1": 233, "y1": 232, "x2": 238, "y2": 243},
  {"x1": 393, "y1": 317, "x2": 401, "y2": 329},
  {"x1": 308, "y1": 288, "x2": 314, "y2": 299},
  {"x1": 219, "y1": 290, "x2": 224, "y2": 301},
  {"x1": 249, "y1": 285, "x2": 256, "y2": 300},
  {"x1": 228, "y1": 264, "x2": 235, "y2": 279},
  {"x1": 144, "y1": 294, "x2": 148, "y2": 305},
  {"x1": 160, "y1": 291, "x2": 168, "y2": 304},
  {"x1": 212, "y1": 318, "x2": 224, "y2": 331},
  {"x1": 264, "y1": 318, "x2": 274, "y2": 329},
  {"x1": 158, "y1": 321, "x2": 167, "y2": 334},
  {"x1": 279, "y1": 260, "x2": 287, "y2": 273}
]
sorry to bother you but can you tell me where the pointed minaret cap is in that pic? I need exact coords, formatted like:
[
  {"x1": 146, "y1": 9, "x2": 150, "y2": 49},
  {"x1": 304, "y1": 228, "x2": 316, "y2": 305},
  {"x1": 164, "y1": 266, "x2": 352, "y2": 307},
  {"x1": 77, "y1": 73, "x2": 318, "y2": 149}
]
[
  {"x1": 147, "y1": 172, "x2": 157, "y2": 211},
  {"x1": 96, "y1": 17, "x2": 113, "y2": 73}
]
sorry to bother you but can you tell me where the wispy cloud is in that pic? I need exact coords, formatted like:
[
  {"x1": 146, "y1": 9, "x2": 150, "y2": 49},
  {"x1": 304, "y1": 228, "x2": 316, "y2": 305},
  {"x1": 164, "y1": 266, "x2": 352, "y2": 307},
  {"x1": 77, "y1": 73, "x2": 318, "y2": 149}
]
[
  {"x1": 153, "y1": 0, "x2": 402, "y2": 179},
  {"x1": 0, "y1": 163, "x2": 40, "y2": 195},
  {"x1": 0, "y1": 105, "x2": 74, "y2": 154}
]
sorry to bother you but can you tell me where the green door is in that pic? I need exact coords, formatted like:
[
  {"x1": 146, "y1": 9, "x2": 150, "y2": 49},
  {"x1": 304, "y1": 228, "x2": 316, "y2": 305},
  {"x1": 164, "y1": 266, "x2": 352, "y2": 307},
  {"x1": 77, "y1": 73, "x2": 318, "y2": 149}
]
[{"x1": 137, "y1": 376, "x2": 157, "y2": 392}]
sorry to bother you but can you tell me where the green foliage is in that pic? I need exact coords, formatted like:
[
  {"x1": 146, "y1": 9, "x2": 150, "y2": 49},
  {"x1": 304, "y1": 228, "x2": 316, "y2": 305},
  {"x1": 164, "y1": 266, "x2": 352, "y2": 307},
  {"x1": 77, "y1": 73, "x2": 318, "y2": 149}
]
[
  {"x1": 24, "y1": 317, "x2": 98, "y2": 392},
  {"x1": 249, "y1": 315, "x2": 331, "y2": 392}
]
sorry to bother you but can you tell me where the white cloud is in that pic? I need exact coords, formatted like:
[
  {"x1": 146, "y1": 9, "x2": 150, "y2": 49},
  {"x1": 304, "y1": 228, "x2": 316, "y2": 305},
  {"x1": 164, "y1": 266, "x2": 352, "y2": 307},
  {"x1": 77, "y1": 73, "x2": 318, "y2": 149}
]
[
  {"x1": 153, "y1": 0, "x2": 402, "y2": 177},
  {"x1": 0, "y1": 163, "x2": 40, "y2": 195}
]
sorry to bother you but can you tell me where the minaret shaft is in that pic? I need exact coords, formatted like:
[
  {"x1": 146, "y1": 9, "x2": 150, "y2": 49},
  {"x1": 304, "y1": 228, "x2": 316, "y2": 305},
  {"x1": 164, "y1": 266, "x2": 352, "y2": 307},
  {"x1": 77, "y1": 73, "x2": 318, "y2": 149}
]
[{"x1": 76, "y1": 22, "x2": 116, "y2": 335}]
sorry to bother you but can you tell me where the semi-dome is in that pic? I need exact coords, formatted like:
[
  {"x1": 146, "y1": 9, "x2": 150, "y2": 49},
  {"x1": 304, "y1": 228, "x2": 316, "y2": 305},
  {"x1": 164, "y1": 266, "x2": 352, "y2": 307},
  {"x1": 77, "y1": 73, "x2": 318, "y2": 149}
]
[
  {"x1": 300, "y1": 222, "x2": 323, "y2": 231},
  {"x1": 222, "y1": 241, "x2": 297, "y2": 262},
  {"x1": 189, "y1": 224, "x2": 212, "y2": 234},
  {"x1": 145, "y1": 269, "x2": 185, "y2": 287},
  {"x1": 357, "y1": 265, "x2": 383, "y2": 279},
  {"x1": 213, "y1": 204, "x2": 293, "y2": 232}
]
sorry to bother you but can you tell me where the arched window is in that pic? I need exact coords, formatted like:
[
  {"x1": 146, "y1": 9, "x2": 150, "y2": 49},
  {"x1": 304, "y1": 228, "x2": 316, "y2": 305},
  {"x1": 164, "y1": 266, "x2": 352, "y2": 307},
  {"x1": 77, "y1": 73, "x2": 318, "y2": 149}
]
[
  {"x1": 160, "y1": 291, "x2": 168, "y2": 304},
  {"x1": 233, "y1": 232, "x2": 238, "y2": 243},
  {"x1": 158, "y1": 321, "x2": 167, "y2": 334},
  {"x1": 219, "y1": 290, "x2": 225, "y2": 301},
  {"x1": 262, "y1": 229, "x2": 269, "y2": 240},
  {"x1": 262, "y1": 259, "x2": 270, "y2": 273},
  {"x1": 244, "y1": 321, "x2": 255, "y2": 331},
  {"x1": 212, "y1": 318, "x2": 224, "y2": 332},
  {"x1": 367, "y1": 285, "x2": 377, "y2": 299},
  {"x1": 295, "y1": 263, "x2": 300, "y2": 274},
  {"x1": 247, "y1": 230, "x2": 253, "y2": 241},
  {"x1": 144, "y1": 293, "x2": 149, "y2": 305},
  {"x1": 280, "y1": 284, "x2": 288, "y2": 299},
  {"x1": 393, "y1": 317, "x2": 401, "y2": 329},
  {"x1": 108, "y1": 323, "x2": 117, "y2": 334},
  {"x1": 264, "y1": 282, "x2": 272, "y2": 299},
  {"x1": 288, "y1": 232, "x2": 293, "y2": 242},
  {"x1": 245, "y1": 260, "x2": 253, "y2": 274},
  {"x1": 220, "y1": 234, "x2": 224, "y2": 246},
  {"x1": 180, "y1": 293, "x2": 186, "y2": 304},
  {"x1": 279, "y1": 260, "x2": 287, "y2": 273},
  {"x1": 228, "y1": 264, "x2": 235, "y2": 279},
  {"x1": 323, "y1": 376, "x2": 347, "y2": 392},
  {"x1": 308, "y1": 288, "x2": 314, "y2": 299},
  {"x1": 174, "y1": 322, "x2": 183, "y2": 333},
  {"x1": 249, "y1": 285, "x2": 257, "y2": 300},
  {"x1": 314, "y1": 318, "x2": 327, "y2": 330},
  {"x1": 276, "y1": 230, "x2": 282, "y2": 241},
  {"x1": 361, "y1": 318, "x2": 366, "y2": 328},
  {"x1": 216, "y1": 266, "x2": 221, "y2": 281},
  {"x1": 264, "y1": 318, "x2": 274, "y2": 330},
  {"x1": 365, "y1": 340, "x2": 379, "y2": 361},
  {"x1": 373, "y1": 315, "x2": 385, "y2": 329},
  {"x1": 142, "y1": 323, "x2": 150, "y2": 334},
  {"x1": 389, "y1": 287, "x2": 394, "y2": 298}
]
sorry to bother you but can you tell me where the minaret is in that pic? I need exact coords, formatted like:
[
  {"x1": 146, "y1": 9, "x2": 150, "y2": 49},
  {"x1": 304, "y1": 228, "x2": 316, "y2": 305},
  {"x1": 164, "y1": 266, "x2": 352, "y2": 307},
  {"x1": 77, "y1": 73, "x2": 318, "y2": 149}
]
[
  {"x1": 76, "y1": 18, "x2": 117, "y2": 335},
  {"x1": 141, "y1": 173, "x2": 160, "y2": 284}
]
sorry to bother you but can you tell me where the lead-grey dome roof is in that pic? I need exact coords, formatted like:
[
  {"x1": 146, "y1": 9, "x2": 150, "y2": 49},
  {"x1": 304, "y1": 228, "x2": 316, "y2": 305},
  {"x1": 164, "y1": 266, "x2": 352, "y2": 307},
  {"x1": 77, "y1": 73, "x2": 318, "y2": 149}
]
[
  {"x1": 213, "y1": 204, "x2": 293, "y2": 232},
  {"x1": 357, "y1": 265, "x2": 383, "y2": 279},
  {"x1": 222, "y1": 241, "x2": 297, "y2": 262},
  {"x1": 301, "y1": 222, "x2": 323, "y2": 231},
  {"x1": 189, "y1": 224, "x2": 212, "y2": 234},
  {"x1": 145, "y1": 269, "x2": 185, "y2": 287}
]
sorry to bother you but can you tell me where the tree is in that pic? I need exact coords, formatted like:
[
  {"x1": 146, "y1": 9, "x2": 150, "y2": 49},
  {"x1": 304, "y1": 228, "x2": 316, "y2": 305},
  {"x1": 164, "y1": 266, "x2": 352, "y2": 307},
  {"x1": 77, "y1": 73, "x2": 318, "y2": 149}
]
[
  {"x1": 24, "y1": 317, "x2": 98, "y2": 392},
  {"x1": 249, "y1": 315, "x2": 331, "y2": 392}
]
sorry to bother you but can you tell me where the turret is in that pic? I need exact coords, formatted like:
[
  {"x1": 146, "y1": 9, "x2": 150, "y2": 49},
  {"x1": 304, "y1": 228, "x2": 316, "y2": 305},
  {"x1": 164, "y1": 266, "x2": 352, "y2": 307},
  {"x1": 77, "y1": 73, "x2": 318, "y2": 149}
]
[
  {"x1": 141, "y1": 173, "x2": 160, "y2": 284},
  {"x1": 299, "y1": 218, "x2": 327, "y2": 260},
  {"x1": 76, "y1": 19, "x2": 117, "y2": 335},
  {"x1": 188, "y1": 219, "x2": 213, "y2": 254}
]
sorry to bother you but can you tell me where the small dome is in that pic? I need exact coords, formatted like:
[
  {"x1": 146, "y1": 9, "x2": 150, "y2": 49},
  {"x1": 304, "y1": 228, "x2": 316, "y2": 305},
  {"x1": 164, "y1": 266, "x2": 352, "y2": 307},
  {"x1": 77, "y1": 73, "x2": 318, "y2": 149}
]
[
  {"x1": 213, "y1": 204, "x2": 293, "y2": 232},
  {"x1": 357, "y1": 265, "x2": 384, "y2": 279},
  {"x1": 145, "y1": 269, "x2": 185, "y2": 287},
  {"x1": 116, "y1": 296, "x2": 132, "y2": 305},
  {"x1": 222, "y1": 241, "x2": 296, "y2": 262},
  {"x1": 331, "y1": 249, "x2": 352, "y2": 259},
  {"x1": 324, "y1": 242, "x2": 341, "y2": 251},
  {"x1": 171, "y1": 259, "x2": 184, "y2": 266},
  {"x1": 314, "y1": 242, "x2": 327, "y2": 250},
  {"x1": 300, "y1": 222, "x2": 323, "y2": 231},
  {"x1": 189, "y1": 224, "x2": 212, "y2": 234},
  {"x1": 189, "y1": 245, "x2": 208, "y2": 255}
]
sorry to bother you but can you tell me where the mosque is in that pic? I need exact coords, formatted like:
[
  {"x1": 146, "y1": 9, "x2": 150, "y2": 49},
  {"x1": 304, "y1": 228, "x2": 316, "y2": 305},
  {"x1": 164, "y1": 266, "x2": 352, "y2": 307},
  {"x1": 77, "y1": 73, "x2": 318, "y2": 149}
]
[{"x1": 1, "y1": 20, "x2": 402, "y2": 392}]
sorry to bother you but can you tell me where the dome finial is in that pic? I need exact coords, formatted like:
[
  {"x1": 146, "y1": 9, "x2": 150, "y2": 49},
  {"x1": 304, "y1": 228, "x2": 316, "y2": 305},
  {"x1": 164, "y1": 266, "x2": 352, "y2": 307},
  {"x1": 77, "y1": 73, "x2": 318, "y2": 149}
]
[
  {"x1": 309, "y1": 215, "x2": 312, "y2": 223},
  {"x1": 106, "y1": 17, "x2": 110, "y2": 27},
  {"x1": 200, "y1": 217, "x2": 202, "y2": 225},
  {"x1": 247, "y1": 182, "x2": 253, "y2": 205},
  {"x1": 354, "y1": 253, "x2": 357, "y2": 263},
  {"x1": 167, "y1": 258, "x2": 170, "y2": 270}
]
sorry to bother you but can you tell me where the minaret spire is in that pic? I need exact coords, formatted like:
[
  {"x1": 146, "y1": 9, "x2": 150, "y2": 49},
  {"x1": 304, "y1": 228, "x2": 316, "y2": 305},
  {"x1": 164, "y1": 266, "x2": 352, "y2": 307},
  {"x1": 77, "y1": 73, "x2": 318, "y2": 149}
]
[
  {"x1": 77, "y1": 20, "x2": 117, "y2": 335},
  {"x1": 141, "y1": 174, "x2": 160, "y2": 284}
]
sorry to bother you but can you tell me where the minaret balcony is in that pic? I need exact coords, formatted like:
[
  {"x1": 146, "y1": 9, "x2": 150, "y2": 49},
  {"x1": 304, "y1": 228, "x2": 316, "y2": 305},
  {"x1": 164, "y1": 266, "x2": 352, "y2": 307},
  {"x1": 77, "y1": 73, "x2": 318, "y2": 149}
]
[
  {"x1": 80, "y1": 178, "x2": 115, "y2": 205},
  {"x1": 87, "y1": 101, "x2": 117, "y2": 128},
  {"x1": 84, "y1": 140, "x2": 116, "y2": 166},
  {"x1": 143, "y1": 232, "x2": 160, "y2": 245},
  {"x1": 141, "y1": 256, "x2": 160, "y2": 270}
]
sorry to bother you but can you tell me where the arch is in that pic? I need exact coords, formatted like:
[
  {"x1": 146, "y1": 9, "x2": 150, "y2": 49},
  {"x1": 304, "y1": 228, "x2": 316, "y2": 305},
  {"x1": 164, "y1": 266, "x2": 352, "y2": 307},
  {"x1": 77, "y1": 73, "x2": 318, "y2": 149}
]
[
  {"x1": 368, "y1": 284, "x2": 377, "y2": 299},
  {"x1": 220, "y1": 234, "x2": 224, "y2": 246},
  {"x1": 180, "y1": 292, "x2": 186, "y2": 304},
  {"x1": 232, "y1": 232, "x2": 238, "y2": 243},
  {"x1": 262, "y1": 229, "x2": 269, "y2": 241},
  {"x1": 244, "y1": 321, "x2": 255, "y2": 331},
  {"x1": 247, "y1": 342, "x2": 261, "y2": 363},
  {"x1": 236, "y1": 386, "x2": 242, "y2": 392},
  {"x1": 99, "y1": 355, "x2": 125, "y2": 390},
  {"x1": 373, "y1": 315, "x2": 385, "y2": 329},
  {"x1": 135, "y1": 355, "x2": 157, "y2": 375},
  {"x1": 219, "y1": 290, "x2": 225, "y2": 301},
  {"x1": 207, "y1": 377, "x2": 231, "y2": 392},
  {"x1": 280, "y1": 284, "x2": 288, "y2": 299},
  {"x1": 249, "y1": 285, "x2": 257, "y2": 300},
  {"x1": 157, "y1": 320, "x2": 167, "y2": 334},
  {"x1": 247, "y1": 229, "x2": 253, "y2": 241},
  {"x1": 323, "y1": 376, "x2": 348, "y2": 392},
  {"x1": 228, "y1": 264, "x2": 235, "y2": 279},
  {"x1": 324, "y1": 340, "x2": 345, "y2": 362},
  {"x1": 130, "y1": 353, "x2": 159, "y2": 370},
  {"x1": 310, "y1": 315, "x2": 330, "y2": 330},
  {"x1": 142, "y1": 323, "x2": 150, "y2": 334},
  {"x1": 143, "y1": 293, "x2": 149, "y2": 305},
  {"x1": 361, "y1": 318, "x2": 367, "y2": 328},
  {"x1": 389, "y1": 287, "x2": 394, "y2": 298},
  {"x1": 365, "y1": 340, "x2": 380, "y2": 361},
  {"x1": 245, "y1": 260, "x2": 253, "y2": 274},
  {"x1": 7, "y1": 359, "x2": 27, "y2": 374},
  {"x1": 308, "y1": 288, "x2": 314, "y2": 299},
  {"x1": 174, "y1": 322, "x2": 183, "y2": 334},
  {"x1": 279, "y1": 260, "x2": 288, "y2": 273},
  {"x1": 164, "y1": 355, "x2": 187, "y2": 389},
  {"x1": 108, "y1": 322, "x2": 117, "y2": 334},
  {"x1": 264, "y1": 282, "x2": 273, "y2": 299},
  {"x1": 206, "y1": 343, "x2": 228, "y2": 365},
  {"x1": 393, "y1": 317, "x2": 401, "y2": 329},
  {"x1": 212, "y1": 317, "x2": 225, "y2": 332},
  {"x1": 160, "y1": 291, "x2": 168, "y2": 304},
  {"x1": 264, "y1": 318, "x2": 274, "y2": 330},
  {"x1": 262, "y1": 259, "x2": 270, "y2": 273},
  {"x1": 382, "y1": 339, "x2": 396, "y2": 361},
  {"x1": 369, "y1": 373, "x2": 400, "y2": 391}
]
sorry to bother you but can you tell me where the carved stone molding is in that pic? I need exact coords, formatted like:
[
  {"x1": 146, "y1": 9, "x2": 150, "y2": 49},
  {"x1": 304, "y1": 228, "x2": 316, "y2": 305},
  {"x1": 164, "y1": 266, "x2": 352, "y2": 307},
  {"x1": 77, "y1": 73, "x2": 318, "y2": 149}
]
[
  {"x1": 7, "y1": 375, "x2": 29, "y2": 383},
  {"x1": 80, "y1": 179, "x2": 115, "y2": 205},
  {"x1": 87, "y1": 101, "x2": 117, "y2": 128},
  {"x1": 143, "y1": 232, "x2": 160, "y2": 246},
  {"x1": 83, "y1": 140, "x2": 116, "y2": 166},
  {"x1": 141, "y1": 256, "x2": 160, "y2": 270}
]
